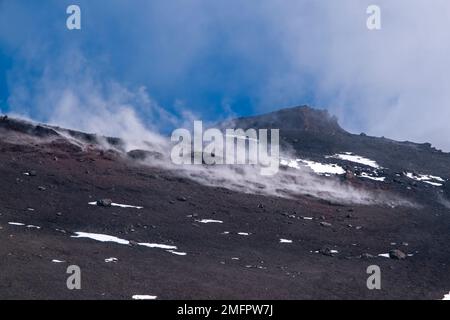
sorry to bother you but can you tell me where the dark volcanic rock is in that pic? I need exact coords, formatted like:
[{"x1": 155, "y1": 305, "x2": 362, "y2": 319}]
[
  {"x1": 389, "y1": 249, "x2": 407, "y2": 260},
  {"x1": 26, "y1": 170, "x2": 37, "y2": 177},
  {"x1": 96, "y1": 199, "x2": 113, "y2": 207},
  {"x1": 127, "y1": 149, "x2": 163, "y2": 161},
  {"x1": 319, "y1": 247, "x2": 337, "y2": 257},
  {"x1": 443, "y1": 181, "x2": 450, "y2": 199}
]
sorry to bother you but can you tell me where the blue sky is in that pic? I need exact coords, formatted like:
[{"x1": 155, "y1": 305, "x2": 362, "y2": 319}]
[
  {"x1": 1, "y1": 1, "x2": 450, "y2": 149},
  {"x1": 1, "y1": 0, "x2": 313, "y2": 124}
]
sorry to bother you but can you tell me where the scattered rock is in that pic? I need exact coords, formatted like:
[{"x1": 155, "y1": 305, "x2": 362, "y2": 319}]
[
  {"x1": 389, "y1": 249, "x2": 407, "y2": 260},
  {"x1": 97, "y1": 199, "x2": 113, "y2": 207},
  {"x1": 25, "y1": 170, "x2": 37, "y2": 177},
  {"x1": 360, "y1": 253, "x2": 375, "y2": 259},
  {"x1": 177, "y1": 196, "x2": 187, "y2": 202},
  {"x1": 129, "y1": 240, "x2": 139, "y2": 247},
  {"x1": 319, "y1": 247, "x2": 337, "y2": 256},
  {"x1": 345, "y1": 170, "x2": 355, "y2": 180},
  {"x1": 38, "y1": 186, "x2": 46, "y2": 191}
]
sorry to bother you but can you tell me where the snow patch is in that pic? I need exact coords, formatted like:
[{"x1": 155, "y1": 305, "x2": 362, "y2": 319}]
[
  {"x1": 424, "y1": 181, "x2": 443, "y2": 187},
  {"x1": 8, "y1": 222, "x2": 41, "y2": 229},
  {"x1": 357, "y1": 172, "x2": 386, "y2": 182},
  {"x1": 138, "y1": 243, "x2": 177, "y2": 250},
  {"x1": 105, "y1": 257, "x2": 118, "y2": 263},
  {"x1": 132, "y1": 295, "x2": 157, "y2": 300},
  {"x1": 72, "y1": 232, "x2": 182, "y2": 254},
  {"x1": 88, "y1": 202, "x2": 143, "y2": 209},
  {"x1": 280, "y1": 158, "x2": 345, "y2": 175},
  {"x1": 167, "y1": 250, "x2": 187, "y2": 256},
  {"x1": 8, "y1": 222, "x2": 25, "y2": 226},
  {"x1": 299, "y1": 159, "x2": 345, "y2": 175},
  {"x1": 280, "y1": 239, "x2": 293, "y2": 243},
  {"x1": 280, "y1": 159, "x2": 301, "y2": 170},
  {"x1": 328, "y1": 153, "x2": 381, "y2": 169},
  {"x1": 71, "y1": 232, "x2": 130, "y2": 245},
  {"x1": 404, "y1": 172, "x2": 444, "y2": 186},
  {"x1": 196, "y1": 219, "x2": 223, "y2": 224}
]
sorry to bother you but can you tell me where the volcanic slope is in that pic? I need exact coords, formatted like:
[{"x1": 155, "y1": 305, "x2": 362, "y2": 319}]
[{"x1": 1, "y1": 107, "x2": 450, "y2": 300}]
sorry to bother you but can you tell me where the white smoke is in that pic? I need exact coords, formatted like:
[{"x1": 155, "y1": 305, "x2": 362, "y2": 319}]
[{"x1": 5, "y1": 51, "x2": 412, "y2": 206}]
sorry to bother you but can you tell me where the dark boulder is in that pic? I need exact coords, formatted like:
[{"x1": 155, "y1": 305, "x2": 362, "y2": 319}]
[
  {"x1": 97, "y1": 199, "x2": 113, "y2": 207},
  {"x1": 319, "y1": 246, "x2": 337, "y2": 257},
  {"x1": 127, "y1": 149, "x2": 163, "y2": 161},
  {"x1": 389, "y1": 249, "x2": 407, "y2": 260}
]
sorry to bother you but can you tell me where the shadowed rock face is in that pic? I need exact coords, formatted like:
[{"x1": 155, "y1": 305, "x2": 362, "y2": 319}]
[
  {"x1": 443, "y1": 181, "x2": 450, "y2": 199},
  {"x1": 0, "y1": 115, "x2": 125, "y2": 149},
  {"x1": 127, "y1": 150, "x2": 163, "y2": 161},
  {"x1": 1, "y1": 107, "x2": 450, "y2": 300},
  {"x1": 228, "y1": 106, "x2": 345, "y2": 135},
  {"x1": 0, "y1": 116, "x2": 59, "y2": 138}
]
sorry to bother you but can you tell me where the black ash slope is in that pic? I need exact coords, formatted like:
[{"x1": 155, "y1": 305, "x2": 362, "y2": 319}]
[{"x1": 0, "y1": 108, "x2": 450, "y2": 300}]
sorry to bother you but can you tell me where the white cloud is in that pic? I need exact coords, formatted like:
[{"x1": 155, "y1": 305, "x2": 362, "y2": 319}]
[
  {"x1": 256, "y1": 1, "x2": 450, "y2": 150},
  {"x1": 2, "y1": 0, "x2": 450, "y2": 150}
]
